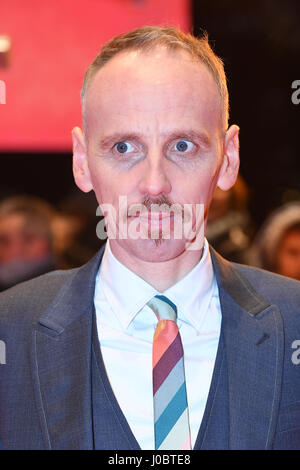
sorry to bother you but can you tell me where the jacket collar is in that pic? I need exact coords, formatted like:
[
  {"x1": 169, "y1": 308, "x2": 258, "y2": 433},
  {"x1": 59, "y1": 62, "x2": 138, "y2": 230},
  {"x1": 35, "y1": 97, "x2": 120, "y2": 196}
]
[
  {"x1": 37, "y1": 245, "x2": 105, "y2": 334},
  {"x1": 210, "y1": 246, "x2": 270, "y2": 314},
  {"x1": 38, "y1": 243, "x2": 272, "y2": 334}
]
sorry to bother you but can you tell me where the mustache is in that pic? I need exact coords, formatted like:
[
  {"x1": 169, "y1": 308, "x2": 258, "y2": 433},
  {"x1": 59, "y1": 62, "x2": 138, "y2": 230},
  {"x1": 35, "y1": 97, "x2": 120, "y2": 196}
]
[
  {"x1": 98, "y1": 195, "x2": 195, "y2": 226},
  {"x1": 128, "y1": 195, "x2": 183, "y2": 216}
]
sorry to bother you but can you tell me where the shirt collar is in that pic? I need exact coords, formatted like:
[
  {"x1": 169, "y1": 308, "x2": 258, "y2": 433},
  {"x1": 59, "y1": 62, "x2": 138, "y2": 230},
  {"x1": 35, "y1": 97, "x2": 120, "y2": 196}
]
[
  {"x1": 96, "y1": 240, "x2": 157, "y2": 331},
  {"x1": 96, "y1": 239, "x2": 215, "y2": 333},
  {"x1": 164, "y1": 239, "x2": 215, "y2": 332}
]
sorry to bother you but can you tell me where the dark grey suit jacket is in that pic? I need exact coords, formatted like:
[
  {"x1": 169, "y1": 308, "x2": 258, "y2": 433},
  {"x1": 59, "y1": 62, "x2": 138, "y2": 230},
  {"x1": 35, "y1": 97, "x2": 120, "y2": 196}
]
[{"x1": 0, "y1": 246, "x2": 300, "y2": 449}]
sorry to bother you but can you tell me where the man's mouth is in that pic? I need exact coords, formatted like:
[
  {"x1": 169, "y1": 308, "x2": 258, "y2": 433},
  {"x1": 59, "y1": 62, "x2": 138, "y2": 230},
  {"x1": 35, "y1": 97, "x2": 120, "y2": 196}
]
[{"x1": 128, "y1": 212, "x2": 175, "y2": 224}]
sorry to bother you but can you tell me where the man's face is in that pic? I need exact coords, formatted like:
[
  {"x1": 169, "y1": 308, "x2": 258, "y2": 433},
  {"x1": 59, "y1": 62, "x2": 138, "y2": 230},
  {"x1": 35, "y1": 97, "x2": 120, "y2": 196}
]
[
  {"x1": 73, "y1": 48, "x2": 239, "y2": 262},
  {"x1": 0, "y1": 213, "x2": 48, "y2": 263},
  {"x1": 277, "y1": 228, "x2": 300, "y2": 281},
  {"x1": 0, "y1": 214, "x2": 27, "y2": 263}
]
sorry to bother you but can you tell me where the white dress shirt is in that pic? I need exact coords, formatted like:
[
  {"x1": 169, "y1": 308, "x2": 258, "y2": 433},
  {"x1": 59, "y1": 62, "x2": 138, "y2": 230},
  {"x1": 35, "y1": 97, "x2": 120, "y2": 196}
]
[{"x1": 94, "y1": 238, "x2": 222, "y2": 450}]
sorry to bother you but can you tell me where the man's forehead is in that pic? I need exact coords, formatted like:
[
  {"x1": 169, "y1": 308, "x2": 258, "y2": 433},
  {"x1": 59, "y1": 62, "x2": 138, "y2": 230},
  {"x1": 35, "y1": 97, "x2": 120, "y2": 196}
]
[
  {"x1": 0, "y1": 213, "x2": 25, "y2": 230},
  {"x1": 82, "y1": 47, "x2": 223, "y2": 138},
  {"x1": 89, "y1": 47, "x2": 197, "y2": 84},
  {"x1": 85, "y1": 47, "x2": 219, "y2": 107}
]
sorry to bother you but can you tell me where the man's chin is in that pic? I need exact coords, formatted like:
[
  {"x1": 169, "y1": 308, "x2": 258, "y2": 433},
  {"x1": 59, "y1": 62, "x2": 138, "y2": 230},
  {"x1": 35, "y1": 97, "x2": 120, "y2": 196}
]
[{"x1": 111, "y1": 237, "x2": 189, "y2": 263}]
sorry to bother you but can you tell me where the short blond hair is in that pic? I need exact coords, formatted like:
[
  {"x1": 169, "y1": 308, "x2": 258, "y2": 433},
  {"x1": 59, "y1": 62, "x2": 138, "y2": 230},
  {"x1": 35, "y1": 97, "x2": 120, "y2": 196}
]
[{"x1": 81, "y1": 25, "x2": 229, "y2": 130}]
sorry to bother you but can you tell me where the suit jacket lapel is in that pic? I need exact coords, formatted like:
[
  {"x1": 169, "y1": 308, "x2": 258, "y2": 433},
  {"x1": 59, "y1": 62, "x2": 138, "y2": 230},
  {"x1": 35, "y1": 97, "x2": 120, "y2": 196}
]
[
  {"x1": 31, "y1": 247, "x2": 105, "y2": 449},
  {"x1": 210, "y1": 248, "x2": 284, "y2": 449}
]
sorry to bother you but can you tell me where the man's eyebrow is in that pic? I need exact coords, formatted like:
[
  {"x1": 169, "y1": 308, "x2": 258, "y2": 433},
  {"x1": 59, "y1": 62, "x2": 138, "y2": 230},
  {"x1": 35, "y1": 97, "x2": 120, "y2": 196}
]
[
  {"x1": 165, "y1": 130, "x2": 211, "y2": 147},
  {"x1": 98, "y1": 130, "x2": 211, "y2": 148},
  {"x1": 99, "y1": 133, "x2": 142, "y2": 148}
]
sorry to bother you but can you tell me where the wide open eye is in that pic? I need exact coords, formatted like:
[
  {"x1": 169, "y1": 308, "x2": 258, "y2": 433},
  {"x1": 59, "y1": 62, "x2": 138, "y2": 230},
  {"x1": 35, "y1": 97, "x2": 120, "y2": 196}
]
[
  {"x1": 174, "y1": 140, "x2": 194, "y2": 152},
  {"x1": 114, "y1": 141, "x2": 135, "y2": 154}
]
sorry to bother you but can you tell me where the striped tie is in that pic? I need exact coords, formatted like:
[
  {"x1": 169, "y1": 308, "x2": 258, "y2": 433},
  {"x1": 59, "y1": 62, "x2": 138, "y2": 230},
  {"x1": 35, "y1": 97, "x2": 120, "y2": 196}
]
[{"x1": 148, "y1": 295, "x2": 191, "y2": 450}]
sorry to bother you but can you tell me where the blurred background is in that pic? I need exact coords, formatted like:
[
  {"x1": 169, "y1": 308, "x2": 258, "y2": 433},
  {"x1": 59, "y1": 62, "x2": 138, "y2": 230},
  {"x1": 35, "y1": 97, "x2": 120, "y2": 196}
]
[{"x1": 0, "y1": 0, "x2": 299, "y2": 290}]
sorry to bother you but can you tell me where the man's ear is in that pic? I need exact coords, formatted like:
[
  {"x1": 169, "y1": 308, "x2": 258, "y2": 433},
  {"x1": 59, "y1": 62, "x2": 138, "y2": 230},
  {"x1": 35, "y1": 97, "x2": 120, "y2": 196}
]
[
  {"x1": 72, "y1": 126, "x2": 93, "y2": 192},
  {"x1": 217, "y1": 124, "x2": 240, "y2": 191}
]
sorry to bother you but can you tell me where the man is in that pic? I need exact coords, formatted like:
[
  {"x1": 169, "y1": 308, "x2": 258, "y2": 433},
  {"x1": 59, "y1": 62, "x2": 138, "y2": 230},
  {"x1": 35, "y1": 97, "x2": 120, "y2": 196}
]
[
  {"x1": 0, "y1": 196, "x2": 56, "y2": 291},
  {"x1": 0, "y1": 26, "x2": 299, "y2": 450},
  {"x1": 250, "y1": 202, "x2": 300, "y2": 281}
]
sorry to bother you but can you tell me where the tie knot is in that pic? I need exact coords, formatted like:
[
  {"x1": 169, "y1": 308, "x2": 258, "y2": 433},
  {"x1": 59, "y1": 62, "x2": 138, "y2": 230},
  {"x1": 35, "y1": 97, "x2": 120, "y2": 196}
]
[{"x1": 147, "y1": 295, "x2": 177, "y2": 322}]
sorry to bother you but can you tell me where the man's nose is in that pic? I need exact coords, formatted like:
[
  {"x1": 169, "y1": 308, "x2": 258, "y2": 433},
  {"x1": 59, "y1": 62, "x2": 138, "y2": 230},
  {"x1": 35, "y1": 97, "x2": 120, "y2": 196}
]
[{"x1": 138, "y1": 155, "x2": 172, "y2": 197}]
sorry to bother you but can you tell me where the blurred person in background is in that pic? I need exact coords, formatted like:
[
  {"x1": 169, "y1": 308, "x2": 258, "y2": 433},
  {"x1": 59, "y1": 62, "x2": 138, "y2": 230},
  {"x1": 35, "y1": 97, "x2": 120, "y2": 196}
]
[
  {"x1": 0, "y1": 195, "x2": 57, "y2": 291},
  {"x1": 249, "y1": 201, "x2": 300, "y2": 281},
  {"x1": 53, "y1": 190, "x2": 103, "y2": 268},
  {"x1": 206, "y1": 174, "x2": 254, "y2": 263}
]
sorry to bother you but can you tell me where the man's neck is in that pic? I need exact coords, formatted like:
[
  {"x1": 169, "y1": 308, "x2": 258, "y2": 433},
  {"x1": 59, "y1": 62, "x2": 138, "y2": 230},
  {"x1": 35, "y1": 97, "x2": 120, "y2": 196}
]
[{"x1": 109, "y1": 240, "x2": 204, "y2": 292}]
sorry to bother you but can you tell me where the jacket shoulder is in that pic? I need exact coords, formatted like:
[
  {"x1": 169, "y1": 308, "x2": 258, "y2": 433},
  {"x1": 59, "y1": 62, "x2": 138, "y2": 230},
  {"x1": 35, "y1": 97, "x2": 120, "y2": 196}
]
[
  {"x1": 234, "y1": 262, "x2": 300, "y2": 315},
  {"x1": 0, "y1": 268, "x2": 78, "y2": 325}
]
